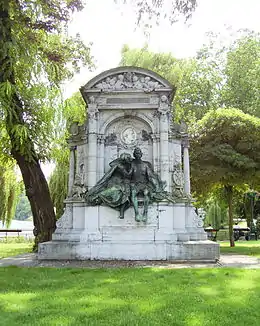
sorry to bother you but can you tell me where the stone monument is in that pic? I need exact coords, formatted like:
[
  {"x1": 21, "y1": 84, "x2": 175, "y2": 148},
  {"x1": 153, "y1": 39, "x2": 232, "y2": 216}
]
[{"x1": 38, "y1": 66, "x2": 219, "y2": 261}]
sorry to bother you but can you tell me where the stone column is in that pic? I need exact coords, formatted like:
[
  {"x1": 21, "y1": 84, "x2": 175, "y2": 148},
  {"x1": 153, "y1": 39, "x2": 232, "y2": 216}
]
[
  {"x1": 87, "y1": 97, "x2": 99, "y2": 189},
  {"x1": 183, "y1": 139, "x2": 191, "y2": 195},
  {"x1": 152, "y1": 134, "x2": 159, "y2": 173},
  {"x1": 158, "y1": 95, "x2": 170, "y2": 191},
  {"x1": 68, "y1": 146, "x2": 76, "y2": 196},
  {"x1": 97, "y1": 135, "x2": 105, "y2": 181}
]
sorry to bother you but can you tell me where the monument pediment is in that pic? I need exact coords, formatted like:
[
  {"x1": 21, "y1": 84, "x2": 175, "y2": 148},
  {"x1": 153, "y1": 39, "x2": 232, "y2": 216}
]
[
  {"x1": 81, "y1": 66, "x2": 175, "y2": 94},
  {"x1": 93, "y1": 72, "x2": 164, "y2": 92}
]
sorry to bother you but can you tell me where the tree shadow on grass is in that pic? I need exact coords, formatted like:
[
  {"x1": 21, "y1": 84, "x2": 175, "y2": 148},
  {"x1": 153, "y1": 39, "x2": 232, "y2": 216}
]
[{"x1": 1, "y1": 267, "x2": 260, "y2": 326}]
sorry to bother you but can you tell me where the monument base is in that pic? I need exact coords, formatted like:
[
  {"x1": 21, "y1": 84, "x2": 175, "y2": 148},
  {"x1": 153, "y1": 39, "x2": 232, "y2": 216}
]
[
  {"x1": 38, "y1": 240, "x2": 219, "y2": 261},
  {"x1": 38, "y1": 202, "x2": 220, "y2": 261}
]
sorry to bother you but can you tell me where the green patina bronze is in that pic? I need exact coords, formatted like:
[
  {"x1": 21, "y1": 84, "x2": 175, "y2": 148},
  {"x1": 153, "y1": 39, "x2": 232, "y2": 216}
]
[{"x1": 85, "y1": 147, "x2": 170, "y2": 222}]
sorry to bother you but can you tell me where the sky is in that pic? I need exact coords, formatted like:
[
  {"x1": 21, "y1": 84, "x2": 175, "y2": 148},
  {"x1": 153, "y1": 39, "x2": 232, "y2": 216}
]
[
  {"x1": 43, "y1": 0, "x2": 260, "y2": 177},
  {"x1": 63, "y1": 0, "x2": 260, "y2": 97}
]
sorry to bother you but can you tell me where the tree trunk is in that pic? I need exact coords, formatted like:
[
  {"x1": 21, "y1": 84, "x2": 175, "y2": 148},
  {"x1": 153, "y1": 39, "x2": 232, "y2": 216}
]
[
  {"x1": 225, "y1": 184, "x2": 235, "y2": 247},
  {"x1": 1, "y1": 0, "x2": 56, "y2": 247},
  {"x1": 12, "y1": 150, "x2": 56, "y2": 246}
]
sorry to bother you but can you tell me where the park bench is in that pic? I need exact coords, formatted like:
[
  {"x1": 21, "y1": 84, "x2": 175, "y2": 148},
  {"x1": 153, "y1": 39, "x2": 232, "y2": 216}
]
[{"x1": 0, "y1": 229, "x2": 22, "y2": 237}]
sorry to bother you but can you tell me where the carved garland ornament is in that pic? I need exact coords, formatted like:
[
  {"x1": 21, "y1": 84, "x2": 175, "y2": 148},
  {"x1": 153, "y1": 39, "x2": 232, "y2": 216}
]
[{"x1": 93, "y1": 72, "x2": 164, "y2": 92}]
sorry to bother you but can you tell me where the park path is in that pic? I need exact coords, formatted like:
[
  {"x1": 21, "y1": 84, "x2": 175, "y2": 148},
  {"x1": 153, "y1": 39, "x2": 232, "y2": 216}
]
[{"x1": 0, "y1": 253, "x2": 260, "y2": 269}]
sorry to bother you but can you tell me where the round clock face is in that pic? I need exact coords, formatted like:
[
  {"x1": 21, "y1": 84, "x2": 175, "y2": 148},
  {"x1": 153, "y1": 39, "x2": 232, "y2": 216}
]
[{"x1": 121, "y1": 127, "x2": 137, "y2": 145}]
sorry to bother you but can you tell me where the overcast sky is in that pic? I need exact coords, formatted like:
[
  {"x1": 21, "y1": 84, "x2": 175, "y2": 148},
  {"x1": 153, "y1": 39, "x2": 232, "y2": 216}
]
[{"x1": 63, "y1": 0, "x2": 260, "y2": 97}]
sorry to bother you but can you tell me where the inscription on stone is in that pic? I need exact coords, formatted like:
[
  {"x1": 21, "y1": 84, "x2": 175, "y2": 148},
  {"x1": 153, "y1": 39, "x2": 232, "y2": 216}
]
[{"x1": 106, "y1": 97, "x2": 150, "y2": 104}]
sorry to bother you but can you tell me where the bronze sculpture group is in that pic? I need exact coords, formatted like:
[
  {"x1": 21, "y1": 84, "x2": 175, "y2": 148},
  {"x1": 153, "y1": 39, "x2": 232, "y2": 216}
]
[{"x1": 85, "y1": 147, "x2": 168, "y2": 222}]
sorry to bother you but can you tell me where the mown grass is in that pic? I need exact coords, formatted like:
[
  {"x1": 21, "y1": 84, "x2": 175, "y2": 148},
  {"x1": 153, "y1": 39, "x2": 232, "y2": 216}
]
[
  {"x1": 0, "y1": 242, "x2": 33, "y2": 259},
  {"x1": 1, "y1": 267, "x2": 260, "y2": 326},
  {"x1": 220, "y1": 241, "x2": 260, "y2": 257}
]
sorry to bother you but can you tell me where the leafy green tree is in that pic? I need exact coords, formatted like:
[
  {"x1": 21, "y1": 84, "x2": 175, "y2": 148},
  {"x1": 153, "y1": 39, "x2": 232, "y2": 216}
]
[
  {"x1": 222, "y1": 32, "x2": 260, "y2": 117},
  {"x1": 0, "y1": 0, "x2": 93, "y2": 244},
  {"x1": 120, "y1": 44, "x2": 182, "y2": 83},
  {"x1": 120, "y1": 45, "x2": 222, "y2": 123},
  {"x1": 120, "y1": 30, "x2": 260, "y2": 124},
  {"x1": 48, "y1": 149, "x2": 69, "y2": 220},
  {"x1": 48, "y1": 91, "x2": 86, "y2": 220},
  {"x1": 190, "y1": 108, "x2": 260, "y2": 246},
  {"x1": 206, "y1": 201, "x2": 222, "y2": 230},
  {"x1": 243, "y1": 190, "x2": 260, "y2": 226},
  {"x1": 0, "y1": 156, "x2": 21, "y2": 226},
  {"x1": 14, "y1": 192, "x2": 32, "y2": 221}
]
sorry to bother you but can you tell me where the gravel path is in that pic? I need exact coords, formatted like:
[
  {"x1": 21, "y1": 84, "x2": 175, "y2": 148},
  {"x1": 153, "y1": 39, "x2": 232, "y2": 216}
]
[{"x1": 1, "y1": 253, "x2": 260, "y2": 269}]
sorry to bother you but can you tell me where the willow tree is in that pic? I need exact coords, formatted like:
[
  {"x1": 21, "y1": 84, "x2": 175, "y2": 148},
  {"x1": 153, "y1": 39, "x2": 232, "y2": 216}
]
[
  {"x1": 206, "y1": 201, "x2": 222, "y2": 230},
  {"x1": 0, "y1": 155, "x2": 21, "y2": 227},
  {"x1": 190, "y1": 109, "x2": 260, "y2": 246},
  {"x1": 48, "y1": 153, "x2": 69, "y2": 220},
  {"x1": 0, "y1": 0, "x2": 92, "y2": 244},
  {"x1": 48, "y1": 91, "x2": 86, "y2": 219}
]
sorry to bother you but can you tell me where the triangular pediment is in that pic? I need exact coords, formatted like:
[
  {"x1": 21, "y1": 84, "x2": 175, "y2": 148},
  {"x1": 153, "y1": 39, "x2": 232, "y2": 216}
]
[{"x1": 81, "y1": 66, "x2": 174, "y2": 92}]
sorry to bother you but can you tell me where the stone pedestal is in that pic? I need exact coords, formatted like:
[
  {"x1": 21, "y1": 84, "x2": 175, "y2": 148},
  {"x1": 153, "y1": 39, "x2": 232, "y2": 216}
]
[{"x1": 39, "y1": 202, "x2": 219, "y2": 261}]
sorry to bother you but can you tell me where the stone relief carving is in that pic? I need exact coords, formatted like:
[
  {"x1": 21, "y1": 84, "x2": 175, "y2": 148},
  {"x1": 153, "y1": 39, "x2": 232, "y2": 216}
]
[
  {"x1": 192, "y1": 207, "x2": 205, "y2": 228},
  {"x1": 93, "y1": 72, "x2": 164, "y2": 92},
  {"x1": 141, "y1": 130, "x2": 151, "y2": 141},
  {"x1": 70, "y1": 163, "x2": 87, "y2": 199},
  {"x1": 56, "y1": 206, "x2": 73, "y2": 230},
  {"x1": 158, "y1": 95, "x2": 170, "y2": 115},
  {"x1": 105, "y1": 133, "x2": 118, "y2": 146},
  {"x1": 150, "y1": 96, "x2": 160, "y2": 105},
  {"x1": 198, "y1": 208, "x2": 206, "y2": 226},
  {"x1": 172, "y1": 164, "x2": 185, "y2": 199},
  {"x1": 105, "y1": 117, "x2": 152, "y2": 150},
  {"x1": 121, "y1": 127, "x2": 137, "y2": 146},
  {"x1": 69, "y1": 122, "x2": 87, "y2": 143},
  {"x1": 95, "y1": 96, "x2": 106, "y2": 105},
  {"x1": 70, "y1": 179, "x2": 87, "y2": 199},
  {"x1": 169, "y1": 147, "x2": 178, "y2": 172},
  {"x1": 88, "y1": 96, "x2": 99, "y2": 120}
]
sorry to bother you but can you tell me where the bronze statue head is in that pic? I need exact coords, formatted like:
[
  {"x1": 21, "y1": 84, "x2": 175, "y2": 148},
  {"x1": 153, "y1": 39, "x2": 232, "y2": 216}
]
[
  {"x1": 133, "y1": 147, "x2": 142, "y2": 159},
  {"x1": 119, "y1": 153, "x2": 132, "y2": 163}
]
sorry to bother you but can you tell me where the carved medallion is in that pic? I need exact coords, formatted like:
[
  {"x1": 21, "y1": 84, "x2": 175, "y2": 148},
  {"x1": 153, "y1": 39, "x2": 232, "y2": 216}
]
[{"x1": 121, "y1": 127, "x2": 137, "y2": 146}]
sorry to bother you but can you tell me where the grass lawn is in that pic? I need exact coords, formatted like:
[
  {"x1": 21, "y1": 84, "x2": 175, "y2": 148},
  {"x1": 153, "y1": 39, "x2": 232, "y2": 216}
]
[
  {"x1": 1, "y1": 267, "x2": 260, "y2": 326},
  {"x1": 220, "y1": 241, "x2": 260, "y2": 257},
  {"x1": 0, "y1": 242, "x2": 33, "y2": 259}
]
